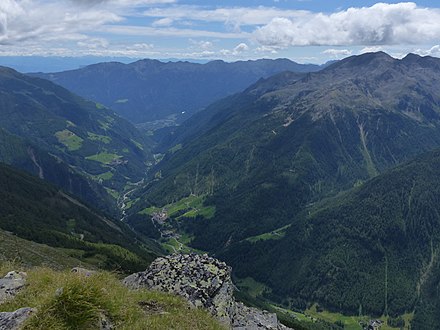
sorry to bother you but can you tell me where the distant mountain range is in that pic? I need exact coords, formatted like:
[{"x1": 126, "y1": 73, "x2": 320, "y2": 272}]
[
  {"x1": 34, "y1": 58, "x2": 330, "y2": 124},
  {"x1": 126, "y1": 52, "x2": 440, "y2": 322}
]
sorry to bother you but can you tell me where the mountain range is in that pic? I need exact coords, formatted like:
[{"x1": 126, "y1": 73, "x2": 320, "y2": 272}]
[
  {"x1": 34, "y1": 59, "x2": 329, "y2": 124},
  {"x1": 3, "y1": 52, "x2": 440, "y2": 328},
  {"x1": 125, "y1": 52, "x2": 440, "y2": 326}
]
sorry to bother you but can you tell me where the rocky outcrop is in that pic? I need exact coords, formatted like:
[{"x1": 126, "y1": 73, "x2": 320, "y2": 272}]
[
  {"x1": 0, "y1": 271, "x2": 27, "y2": 304},
  {"x1": 124, "y1": 253, "x2": 291, "y2": 329},
  {"x1": 0, "y1": 271, "x2": 34, "y2": 330},
  {"x1": 0, "y1": 307, "x2": 34, "y2": 330}
]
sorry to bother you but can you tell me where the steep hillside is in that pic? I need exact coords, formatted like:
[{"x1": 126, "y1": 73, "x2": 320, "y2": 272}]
[
  {"x1": 0, "y1": 128, "x2": 113, "y2": 213},
  {"x1": 222, "y1": 148, "x2": 440, "y2": 326},
  {"x1": 34, "y1": 58, "x2": 326, "y2": 124},
  {"x1": 0, "y1": 67, "x2": 152, "y2": 211},
  {"x1": 0, "y1": 163, "x2": 157, "y2": 273}
]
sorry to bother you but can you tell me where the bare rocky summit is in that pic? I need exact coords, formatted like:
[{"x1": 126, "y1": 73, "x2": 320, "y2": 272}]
[{"x1": 124, "y1": 253, "x2": 291, "y2": 329}]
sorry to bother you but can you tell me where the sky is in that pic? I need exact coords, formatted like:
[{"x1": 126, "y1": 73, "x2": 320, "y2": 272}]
[{"x1": 1, "y1": 0, "x2": 440, "y2": 65}]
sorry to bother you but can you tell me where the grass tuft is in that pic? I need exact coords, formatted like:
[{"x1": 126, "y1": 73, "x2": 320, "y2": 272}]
[{"x1": 0, "y1": 265, "x2": 224, "y2": 330}]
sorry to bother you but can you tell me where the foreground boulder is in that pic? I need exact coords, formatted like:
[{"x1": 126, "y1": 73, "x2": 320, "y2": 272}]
[
  {"x1": 0, "y1": 271, "x2": 27, "y2": 304},
  {"x1": 124, "y1": 253, "x2": 290, "y2": 329},
  {"x1": 0, "y1": 307, "x2": 34, "y2": 330}
]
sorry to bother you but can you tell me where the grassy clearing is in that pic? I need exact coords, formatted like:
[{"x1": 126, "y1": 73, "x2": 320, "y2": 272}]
[
  {"x1": 140, "y1": 195, "x2": 215, "y2": 220},
  {"x1": 91, "y1": 171, "x2": 114, "y2": 181},
  {"x1": 98, "y1": 119, "x2": 114, "y2": 131},
  {"x1": 87, "y1": 132, "x2": 111, "y2": 144},
  {"x1": 168, "y1": 144, "x2": 182, "y2": 154},
  {"x1": 0, "y1": 267, "x2": 224, "y2": 330},
  {"x1": 160, "y1": 236, "x2": 204, "y2": 255},
  {"x1": 304, "y1": 304, "x2": 413, "y2": 330},
  {"x1": 125, "y1": 198, "x2": 139, "y2": 210},
  {"x1": 86, "y1": 152, "x2": 121, "y2": 164},
  {"x1": 105, "y1": 187, "x2": 119, "y2": 199},
  {"x1": 131, "y1": 139, "x2": 144, "y2": 150},
  {"x1": 235, "y1": 277, "x2": 270, "y2": 298},
  {"x1": 55, "y1": 130, "x2": 83, "y2": 151},
  {"x1": 245, "y1": 224, "x2": 291, "y2": 243},
  {"x1": 0, "y1": 230, "x2": 89, "y2": 270}
]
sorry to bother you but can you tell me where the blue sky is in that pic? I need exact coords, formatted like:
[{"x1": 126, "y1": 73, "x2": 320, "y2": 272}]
[{"x1": 1, "y1": 0, "x2": 440, "y2": 65}]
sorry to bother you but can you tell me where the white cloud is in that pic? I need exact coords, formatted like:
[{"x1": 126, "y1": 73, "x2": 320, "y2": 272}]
[
  {"x1": 234, "y1": 42, "x2": 249, "y2": 53},
  {"x1": 71, "y1": 0, "x2": 176, "y2": 6},
  {"x1": 359, "y1": 46, "x2": 384, "y2": 54},
  {"x1": 323, "y1": 49, "x2": 352, "y2": 57},
  {"x1": 220, "y1": 42, "x2": 250, "y2": 57},
  {"x1": 101, "y1": 25, "x2": 248, "y2": 39},
  {"x1": 189, "y1": 39, "x2": 213, "y2": 50},
  {"x1": 152, "y1": 17, "x2": 174, "y2": 27},
  {"x1": 77, "y1": 37, "x2": 109, "y2": 49},
  {"x1": 255, "y1": 45, "x2": 278, "y2": 54},
  {"x1": 255, "y1": 2, "x2": 440, "y2": 48},
  {"x1": 414, "y1": 45, "x2": 440, "y2": 57},
  {"x1": 0, "y1": 0, "x2": 121, "y2": 45},
  {"x1": 142, "y1": 5, "x2": 309, "y2": 28}
]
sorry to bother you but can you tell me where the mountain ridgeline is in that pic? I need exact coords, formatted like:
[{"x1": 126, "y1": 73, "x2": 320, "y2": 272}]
[
  {"x1": 126, "y1": 52, "x2": 440, "y2": 323},
  {"x1": 34, "y1": 58, "x2": 328, "y2": 124}
]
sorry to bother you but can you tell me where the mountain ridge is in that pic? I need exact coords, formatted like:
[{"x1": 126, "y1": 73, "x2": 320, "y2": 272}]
[{"x1": 33, "y1": 58, "x2": 330, "y2": 124}]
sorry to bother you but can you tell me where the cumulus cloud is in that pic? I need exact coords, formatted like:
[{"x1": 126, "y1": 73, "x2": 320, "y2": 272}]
[
  {"x1": 0, "y1": 0, "x2": 121, "y2": 45},
  {"x1": 220, "y1": 42, "x2": 250, "y2": 57},
  {"x1": 189, "y1": 39, "x2": 213, "y2": 50},
  {"x1": 234, "y1": 42, "x2": 249, "y2": 53},
  {"x1": 255, "y1": 2, "x2": 440, "y2": 47},
  {"x1": 323, "y1": 49, "x2": 352, "y2": 58},
  {"x1": 414, "y1": 45, "x2": 440, "y2": 57},
  {"x1": 255, "y1": 45, "x2": 278, "y2": 54}
]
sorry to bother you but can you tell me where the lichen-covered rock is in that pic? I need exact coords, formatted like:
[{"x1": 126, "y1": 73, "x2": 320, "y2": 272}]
[
  {"x1": 0, "y1": 307, "x2": 34, "y2": 330},
  {"x1": 124, "y1": 254, "x2": 291, "y2": 329},
  {"x1": 124, "y1": 253, "x2": 235, "y2": 325},
  {"x1": 233, "y1": 302, "x2": 289, "y2": 330},
  {"x1": 0, "y1": 271, "x2": 27, "y2": 304}
]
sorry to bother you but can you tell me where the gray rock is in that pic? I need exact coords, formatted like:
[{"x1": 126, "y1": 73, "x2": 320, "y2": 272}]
[
  {"x1": 0, "y1": 307, "x2": 34, "y2": 330},
  {"x1": 99, "y1": 312, "x2": 114, "y2": 330},
  {"x1": 71, "y1": 267, "x2": 96, "y2": 277},
  {"x1": 0, "y1": 271, "x2": 27, "y2": 304},
  {"x1": 233, "y1": 302, "x2": 285, "y2": 330},
  {"x1": 124, "y1": 254, "x2": 291, "y2": 329}
]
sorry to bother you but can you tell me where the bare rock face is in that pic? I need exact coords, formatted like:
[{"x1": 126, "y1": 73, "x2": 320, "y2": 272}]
[
  {"x1": 0, "y1": 271, "x2": 27, "y2": 304},
  {"x1": 124, "y1": 253, "x2": 290, "y2": 329},
  {"x1": 0, "y1": 307, "x2": 34, "y2": 330}
]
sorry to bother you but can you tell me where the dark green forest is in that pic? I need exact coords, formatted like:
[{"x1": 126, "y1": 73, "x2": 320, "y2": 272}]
[{"x1": 0, "y1": 162, "x2": 157, "y2": 273}]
